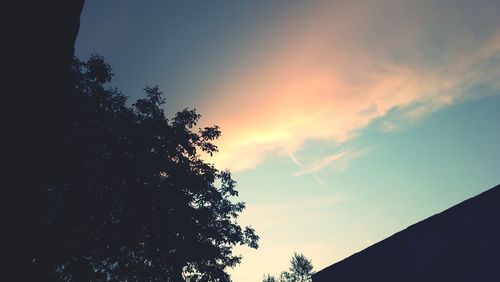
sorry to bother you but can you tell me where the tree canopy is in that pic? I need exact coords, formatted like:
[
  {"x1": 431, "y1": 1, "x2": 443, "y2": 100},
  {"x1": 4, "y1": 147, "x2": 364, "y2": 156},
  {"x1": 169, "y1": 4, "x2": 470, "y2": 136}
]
[
  {"x1": 288, "y1": 253, "x2": 314, "y2": 281},
  {"x1": 33, "y1": 55, "x2": 258, "y2": 281},
  {"x1": 262, "y1": 253, "x2": 314, "y2": 282}
]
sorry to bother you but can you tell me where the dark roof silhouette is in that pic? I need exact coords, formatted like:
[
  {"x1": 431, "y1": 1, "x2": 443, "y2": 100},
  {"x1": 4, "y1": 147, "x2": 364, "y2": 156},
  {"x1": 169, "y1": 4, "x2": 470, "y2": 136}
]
[{"x1": 313, "y1": 184, "x2": 500, "y2": 282}]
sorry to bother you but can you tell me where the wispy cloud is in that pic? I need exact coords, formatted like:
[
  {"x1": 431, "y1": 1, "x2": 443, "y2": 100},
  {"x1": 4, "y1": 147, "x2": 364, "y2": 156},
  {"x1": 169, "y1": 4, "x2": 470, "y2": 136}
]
[
  {"x1": 314, "y1": 176, "x2": 325, "y2": 186},
  {"x1": 294, "y1": 151, "x2": 350, "y2": 176},
  {"x1": 287, "y1": 151, "x2": 303, "y2": 168},
  {"x1": 381, "y1": 121, "x2": 398, "y2": 132},
  {"x1": 200, "y1": 0, "x2": 500, "y2": 172}
]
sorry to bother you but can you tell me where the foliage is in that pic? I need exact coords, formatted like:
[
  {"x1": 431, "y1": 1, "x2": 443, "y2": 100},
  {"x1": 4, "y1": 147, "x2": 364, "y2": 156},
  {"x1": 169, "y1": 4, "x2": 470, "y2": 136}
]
[
  {"x1": 34, "y1": 55, "x2": 258, "y2": 281},
  {"x1": 262, "y1": 253, "x2": 314, "y2": 282},
  {"x1": 288, "y1": 253, "x2": 314, "y2": 281},
  {"x1": 262, "y1": 274, "x2": 278, "y2": 282}
]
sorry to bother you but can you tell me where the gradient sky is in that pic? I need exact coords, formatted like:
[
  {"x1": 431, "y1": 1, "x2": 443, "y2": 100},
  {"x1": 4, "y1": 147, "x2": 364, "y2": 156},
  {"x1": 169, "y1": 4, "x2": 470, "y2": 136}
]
[{"x1": 76, "y1": 1, "x2": 500, "y2": 281}]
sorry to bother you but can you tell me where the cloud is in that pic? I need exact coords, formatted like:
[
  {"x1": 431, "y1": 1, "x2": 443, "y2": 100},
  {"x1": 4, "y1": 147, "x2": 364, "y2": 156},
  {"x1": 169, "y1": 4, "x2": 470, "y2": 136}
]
[
  {"x1": 200, "y1": 0, "x2": 500, "y2": 172},
  {"x1": 287, "y1": 151, "x2": 303, "y2": 168},
  {"x1": 294, "y1": 151, "x2": 351, "y2": 176},
  {"x1": 314, "y1": 176, "x2": 325, "y2": 186},
  {"x1": 381, "y1": 121, "x2": 397, "y2": 132}
]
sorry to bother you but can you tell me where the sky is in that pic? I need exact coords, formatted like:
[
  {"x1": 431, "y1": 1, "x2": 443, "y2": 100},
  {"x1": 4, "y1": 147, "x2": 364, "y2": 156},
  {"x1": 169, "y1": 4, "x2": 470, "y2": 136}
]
[{"x1": 76, "y1": 1, "x2": 500, "y2": 281}]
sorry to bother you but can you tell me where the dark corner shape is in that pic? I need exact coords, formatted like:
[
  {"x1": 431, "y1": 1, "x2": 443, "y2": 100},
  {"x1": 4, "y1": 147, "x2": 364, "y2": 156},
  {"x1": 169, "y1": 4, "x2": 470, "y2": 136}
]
[{"x1": 313, "y1": 184, "x2": 500, "y2": 282}]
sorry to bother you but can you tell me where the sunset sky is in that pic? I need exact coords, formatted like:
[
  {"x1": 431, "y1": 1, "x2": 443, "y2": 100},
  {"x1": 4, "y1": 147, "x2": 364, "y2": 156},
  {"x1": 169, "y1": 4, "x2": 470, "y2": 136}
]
[{"x1": 76, "y1": 1, "x2": 500, "y2": 281}]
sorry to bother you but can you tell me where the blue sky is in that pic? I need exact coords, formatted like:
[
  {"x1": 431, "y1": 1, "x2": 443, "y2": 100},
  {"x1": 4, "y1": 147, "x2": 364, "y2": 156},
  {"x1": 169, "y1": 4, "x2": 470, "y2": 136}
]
[{"x1": 76, "y1": 1, "x2": 500, "y2": 280}]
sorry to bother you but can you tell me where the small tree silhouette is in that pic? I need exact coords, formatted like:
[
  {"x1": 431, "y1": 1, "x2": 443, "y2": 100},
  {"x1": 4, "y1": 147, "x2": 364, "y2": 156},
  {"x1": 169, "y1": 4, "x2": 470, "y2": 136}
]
[
  {"x1": 263, "y1": 274, "x2": 278, "y2": 282},
  {"x1": 288, "y1": 252, "x2": 314, "y2": 281},
  {"x1": 262, "y1": 253, "x2": 314, "y2": 282}
]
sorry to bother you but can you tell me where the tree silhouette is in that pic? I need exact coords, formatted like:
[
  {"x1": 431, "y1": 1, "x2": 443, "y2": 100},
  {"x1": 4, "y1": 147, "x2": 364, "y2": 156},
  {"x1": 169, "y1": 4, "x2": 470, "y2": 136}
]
[
  {"x1": 262, "y1": 274, "x2": 278, "y2": 282},
  {"x1": 262, "y1": 253, "x2": 314, "y2": 282},
  {"x1": 288, "y1": 253, "x2": 314, "y2": 281},
  {"x1": 34, "y1": 55, "x2": 258, "y2": 281}
]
